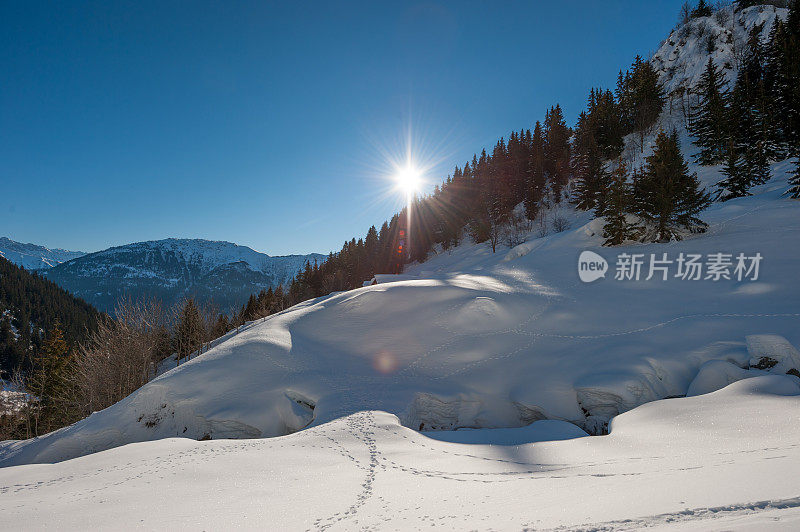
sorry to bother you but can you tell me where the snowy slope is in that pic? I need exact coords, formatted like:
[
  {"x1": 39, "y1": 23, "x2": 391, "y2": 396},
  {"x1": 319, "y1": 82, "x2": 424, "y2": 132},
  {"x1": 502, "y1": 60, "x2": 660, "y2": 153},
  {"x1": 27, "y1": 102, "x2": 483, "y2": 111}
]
[
  {"x1": 1, "y1": 5, "x2": 798, "y2": 529},
  {"x1": 0, "y1": 377, "x2": 798, "y2": 530},
  {"x1": 0, "y1": 237, "x2": 85, "y2": 270},
  {"x1": 44, "y1": 238, "x2": 325, "y2": 313},
  {"x1": 652, "y1": 4, "x2": 787, "y2": 97}
]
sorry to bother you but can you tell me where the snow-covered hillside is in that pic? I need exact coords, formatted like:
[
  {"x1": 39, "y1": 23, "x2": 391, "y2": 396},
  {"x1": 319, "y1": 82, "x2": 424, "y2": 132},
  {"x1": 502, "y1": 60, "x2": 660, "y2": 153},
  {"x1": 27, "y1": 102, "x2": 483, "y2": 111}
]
[
  {"x1": 4, "y1": 158, "x2": 797, "y2": 467},
  {"x1": 43, "y1": 238, "x2": 325, "y2": 313},
  {"x1": 652, "y1": 4, "x2": 787, "y2": 96},
  {"x1": 1, "y1": 5, "x2": 798, "y2": 530},
  {"x1": 0, "y1": 237, "x2": 85, "y2": 270}
]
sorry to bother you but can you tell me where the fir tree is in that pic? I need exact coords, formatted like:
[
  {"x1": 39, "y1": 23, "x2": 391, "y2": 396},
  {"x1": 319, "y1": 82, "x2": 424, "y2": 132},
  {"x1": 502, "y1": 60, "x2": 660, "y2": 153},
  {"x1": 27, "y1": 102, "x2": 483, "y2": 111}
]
[
  {"x1": 729, "y1": 26, "x2": 779, "y2": 189},
  {"x1": 602, "y1": 163, "x2": 639, "y2": 246},
  {"x1": 692, "y1": 0, "x2": 712, "y2": 18},
  {"x1": 764, "y1": 19, "x2": 791, "y2": 158},
  {"x1": 176, "y1": 298, "x2": 203, "y2": 360},
  {"x1": 715, "y1": 140, "x2": 749, "y2": 200},
  {"x1": 690, "y1": 58, "x2": 730, "y2": 165},
  {"x1": 524, "y1": 121, "x2": 545, "y2": 219},
  {"x1": 634, "y1": 59, "x2": 665, "y2": 135},
  {"x1": 543, "y1": 105, "x2": 571, "y2": 201},
  {"x1": 27, "y1": 323, "x2": 71, "y2": 435},
  {"x1": 734, "y1": 0, "x2": 761, "y2": 11},
  {"x1": 634, "y1": 130, "x2": 712, "y2": 242},
  {"x1": 787, "y1": 1, "x2": 800, "y2": 156},
  {"x1": 572, "y1": 111, "x2": 609, "y2": 212},
  {"x1": 786, "y1": 159, "x2": 800, "y2": 199}
]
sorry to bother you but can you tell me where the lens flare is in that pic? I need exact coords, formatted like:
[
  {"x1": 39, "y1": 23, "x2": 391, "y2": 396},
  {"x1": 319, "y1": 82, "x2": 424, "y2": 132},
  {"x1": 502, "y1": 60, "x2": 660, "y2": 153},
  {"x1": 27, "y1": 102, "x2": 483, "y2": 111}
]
[{"x1": 372, "y1": 350, "x2": 399, "y2": 374}]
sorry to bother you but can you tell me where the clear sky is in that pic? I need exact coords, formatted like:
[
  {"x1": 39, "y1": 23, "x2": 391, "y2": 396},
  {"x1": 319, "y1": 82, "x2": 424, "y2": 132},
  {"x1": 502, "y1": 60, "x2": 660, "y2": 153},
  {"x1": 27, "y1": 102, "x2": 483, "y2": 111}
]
[{"x1": 1, "y1": 1, "x2": 686, "y2": 256}]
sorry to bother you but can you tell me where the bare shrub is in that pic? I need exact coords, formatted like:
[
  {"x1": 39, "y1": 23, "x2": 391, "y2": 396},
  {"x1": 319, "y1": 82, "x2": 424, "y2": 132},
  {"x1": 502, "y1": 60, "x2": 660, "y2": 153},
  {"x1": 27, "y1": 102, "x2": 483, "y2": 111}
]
[
  {"x1": 552, "y1": 215, "x2": 571, "y2": 233},
  {"x1": 536, "y1": 214, "x2": 549, "y2": 238},
  {"x1": 714, "y1": 7, "x2": 731, "y2": 26},
  {"x1": 696, "y1": 20, "x2": 710, "y2": 39},
  {"x1": 678, "y1": 2, "x2": 692, "y2": 27},
  {"x1": 68, "y1": 297, "x2": 171, "y2": 417},
  {"x1": 501, "y1": 211, "x2": 532, "y2": 248},
  {"x1": 676, "y1": 23, "x2": 693, "y2": 41}
]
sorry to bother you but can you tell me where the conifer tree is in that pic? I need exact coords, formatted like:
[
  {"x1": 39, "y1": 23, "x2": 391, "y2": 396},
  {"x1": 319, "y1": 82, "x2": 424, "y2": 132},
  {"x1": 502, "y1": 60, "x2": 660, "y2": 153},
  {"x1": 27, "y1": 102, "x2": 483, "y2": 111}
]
[
  {"x1": 764, "y1": 19, "x2": 791, "y2": 158},
  {"x1": 734, "y1": 0, "x2": 760, "y2": 11},
  {"x1": 734, "y1": 27, "x2": 777, "y2": 183},
  {"x1": 524, "y1": 121, "x2": 545, "y2": 219},
  {"x1": 633, "y1": 59, "x2": 665, "y2": 135},
  {"x1": 692, "y1": 0, "x2": 712, "y2": 18},
  {"x1": 572, "y1": 112, "x2": 609, "y2": 212},
  {"x1": 786, "y1": 162, "x2": 800, "y2": 199},
  {"x1": 634, "y1": 130, "x2": 712, "y2": 242},
  {"x1": 27, "y1": 323, "x2": 71, "y2": 435},
  {"x1": 690, "y1": 58, "x2": 730, "y2": 165},
  {"x1": 715, "y1": 140, "x2": 749, "y2": 200},
  {"x1": 176, "y1": 298, "x2": 203, "y2": 360},
  {"x1": 543, "y1": 105, "x2": 571, "y2": 201},
  {"x1": 602, "y1": 163, "x2": 639, "y2": 246},
  {"x1": 786, "y1": 1, "x2": 800, "y2": 155},
  {"x1": 766, "y1": 1, "x2": 799, "y2": 165}
]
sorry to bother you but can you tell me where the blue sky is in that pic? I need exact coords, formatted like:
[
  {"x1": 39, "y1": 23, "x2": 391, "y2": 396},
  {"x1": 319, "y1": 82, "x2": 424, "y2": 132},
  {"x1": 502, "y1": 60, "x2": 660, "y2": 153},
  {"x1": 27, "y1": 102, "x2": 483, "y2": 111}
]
[{"x1": 1, "y1": 1, "x2": 686, "y2": 255}]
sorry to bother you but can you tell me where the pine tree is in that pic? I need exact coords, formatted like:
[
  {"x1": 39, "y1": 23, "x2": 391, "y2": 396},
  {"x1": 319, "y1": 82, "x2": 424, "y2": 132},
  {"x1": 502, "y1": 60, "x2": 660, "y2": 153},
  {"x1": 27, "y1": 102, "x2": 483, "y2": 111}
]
[
  {"x1": 543, "y1": 105, "x2": 571, "y2": 201},
  {"x1": 731, "y1": 27, "x2": 775, "y2": 186},
  {"x1": 176, "y1": 298, "x2": 203, "y2": 360},
  {"x1": 602, "y1": 163, "x2": 639, "y2": 246},
  {"x1": 572, "y1": 111, "x2": 609, "y2": 212},
  {"x1": 634, "y1": 130, "x2": 712, "y2": 242},
  {"x1": 690, "y1": 58, "x2": 730, "y2": 165},
  {"x1": 27, "y1": 323, "x2": 71, "y2": 435},
  {"x1": 524, "y1": 121, "x2": 545, "y2": 219},
  {"x1": 786, "y1": 1, "x2": 800, "y2": 156},
  {"x1": 692, "y1": 0, "x2": 712, "y2": 18},
  {"x1": 734, "y1": 0, "x2": 761, "y2": 11},
  {"x1": 764, "y1": 19, "x2": 791, "y2": 158},
  {"x1": 715, "y1": 140, "x2": 749, "y2": 200},
  {"x1": 786, "y1": 159, "x2": 800, "y2": 199},
  {"x1": 635, "y1": 59, "x2": 665, "y2": 134}
]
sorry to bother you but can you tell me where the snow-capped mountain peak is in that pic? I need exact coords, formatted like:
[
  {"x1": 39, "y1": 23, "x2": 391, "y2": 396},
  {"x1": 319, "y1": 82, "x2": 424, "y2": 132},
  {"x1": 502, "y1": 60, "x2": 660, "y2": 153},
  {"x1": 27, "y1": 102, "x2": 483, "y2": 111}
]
[
  {"x1": 0, "y1": 236, "x2": 86, "y2": 270},
  {"x1": 42, "y1": 238, "x2": 325, "y2": 313}
]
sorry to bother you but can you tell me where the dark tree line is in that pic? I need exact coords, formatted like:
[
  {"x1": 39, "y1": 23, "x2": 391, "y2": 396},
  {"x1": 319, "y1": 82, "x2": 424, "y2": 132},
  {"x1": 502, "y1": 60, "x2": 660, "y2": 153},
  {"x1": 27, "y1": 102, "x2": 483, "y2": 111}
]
[{"x1": 0, "y1": 256, "x2": 101, "y2": 380}]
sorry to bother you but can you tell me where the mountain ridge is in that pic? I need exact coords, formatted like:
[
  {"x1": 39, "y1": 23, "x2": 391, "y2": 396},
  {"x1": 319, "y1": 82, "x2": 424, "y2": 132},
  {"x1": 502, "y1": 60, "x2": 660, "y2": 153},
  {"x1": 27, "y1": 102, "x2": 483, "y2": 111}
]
[
  {"x1": 42, "y1": 238, "x2": 325, "y2": 314},
  {"x1": 0, "y1": 237, "x2": 86, "y2": 271}
]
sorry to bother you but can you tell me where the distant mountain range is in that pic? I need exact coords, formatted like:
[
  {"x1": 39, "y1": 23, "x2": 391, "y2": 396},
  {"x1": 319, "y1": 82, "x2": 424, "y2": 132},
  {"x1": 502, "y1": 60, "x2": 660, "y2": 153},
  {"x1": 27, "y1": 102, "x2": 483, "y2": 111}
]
[
  {"x1": 0, "y1": 237, "x2": 86, "y2": 270},
  {"x1": 1, "y1": 237, "x2": 325, "y2": 314}
]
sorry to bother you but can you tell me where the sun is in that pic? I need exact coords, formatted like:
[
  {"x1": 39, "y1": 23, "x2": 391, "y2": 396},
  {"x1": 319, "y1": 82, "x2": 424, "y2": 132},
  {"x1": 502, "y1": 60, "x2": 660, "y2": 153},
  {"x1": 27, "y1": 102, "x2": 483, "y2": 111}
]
[{"x1": 395, "y1": 165, "x2": 421, "y2": 196}]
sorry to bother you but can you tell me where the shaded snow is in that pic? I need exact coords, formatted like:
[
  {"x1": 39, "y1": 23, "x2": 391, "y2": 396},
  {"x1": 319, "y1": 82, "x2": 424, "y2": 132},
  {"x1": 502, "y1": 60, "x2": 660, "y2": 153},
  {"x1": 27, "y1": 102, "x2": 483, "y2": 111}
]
[{"x1": 0, "y1": 377, "x2": 798, "y2": 530}]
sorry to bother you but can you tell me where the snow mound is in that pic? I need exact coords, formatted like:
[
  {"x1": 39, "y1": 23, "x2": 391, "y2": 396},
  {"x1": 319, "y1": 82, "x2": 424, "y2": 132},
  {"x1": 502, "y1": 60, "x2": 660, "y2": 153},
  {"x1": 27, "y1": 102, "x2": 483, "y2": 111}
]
[
  {"x1": 746, "y1": 334, "x2": 800, "y2": 374},
  {"x1": 687, "y1": 360, "x2": 764, "y2": 397}
]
